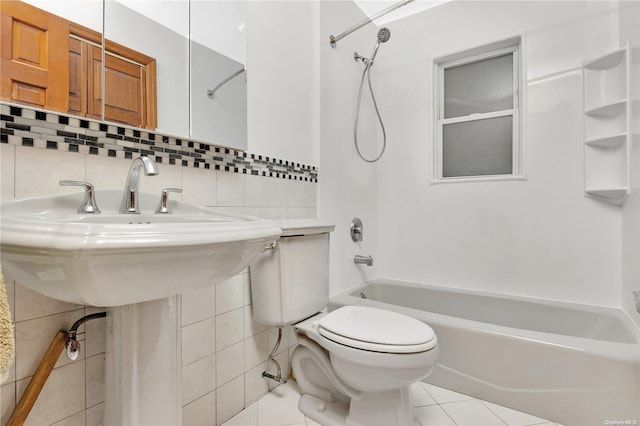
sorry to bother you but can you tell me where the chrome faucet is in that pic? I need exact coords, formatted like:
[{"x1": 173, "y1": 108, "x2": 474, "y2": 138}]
[
  {"x1": 354, "y1": 254, "x2": 373, "y2": 266},
  {"x1": 120, "y1": 156, "x2": 159, "y2": 214}
]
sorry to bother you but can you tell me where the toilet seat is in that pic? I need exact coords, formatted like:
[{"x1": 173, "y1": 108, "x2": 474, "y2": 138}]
[{"x1": 318, "y1": 306, "x2": 437, "y2": 353}]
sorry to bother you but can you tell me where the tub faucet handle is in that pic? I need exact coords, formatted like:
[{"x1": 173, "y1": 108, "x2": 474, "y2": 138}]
[{"x1": 351, "y1": 217, "x2": 363, "y2": 242}]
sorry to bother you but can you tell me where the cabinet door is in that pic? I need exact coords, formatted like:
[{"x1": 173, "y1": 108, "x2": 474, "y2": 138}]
[
  {"x1": 103, "y1": 53, "x2": 147, "y2": 128},
  {"x1": 68, "y1": 37, "x2": 87, "y2": 116},
  {"x1": 0, "y1": 1, "x2": 69, "y2": 110},
  {"x1": 68, "y1": 36, "x2": 102, "y2": 120}
]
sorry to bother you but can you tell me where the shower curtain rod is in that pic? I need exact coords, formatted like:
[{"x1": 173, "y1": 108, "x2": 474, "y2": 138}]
[
  {"x1": 207, "y1": 67, "x2": 246, "y2": 99},
  {"x1": 329, "y1": 0, "x2": 414, "y2": 48}
]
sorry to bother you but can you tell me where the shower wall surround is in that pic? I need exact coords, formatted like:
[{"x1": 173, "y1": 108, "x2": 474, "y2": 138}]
[
  {"x1": 0, "y1": 103, "x2": 318, "y2": 425},
  {"x1": 371, "y1": 0, "x2": 638, "y2": 311}
]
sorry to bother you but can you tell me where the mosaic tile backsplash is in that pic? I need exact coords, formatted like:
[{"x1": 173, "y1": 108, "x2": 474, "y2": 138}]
[{"x1": 0, "y1": 102, "x2": 318, "y2": 183}]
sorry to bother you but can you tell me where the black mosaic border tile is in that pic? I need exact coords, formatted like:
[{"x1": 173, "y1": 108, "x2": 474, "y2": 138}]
[{"x1": 0, "y1": 103, "x2": 319, "y2": 183}]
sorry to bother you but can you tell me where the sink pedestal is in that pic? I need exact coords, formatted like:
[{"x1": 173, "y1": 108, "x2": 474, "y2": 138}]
[{"x1": 104, "y1": 297, "x2": 181, "y2": 425}]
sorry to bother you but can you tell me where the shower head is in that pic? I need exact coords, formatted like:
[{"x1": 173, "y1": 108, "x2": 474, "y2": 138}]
[
  {"x1": 354, "y1": 28, "x2": 392, "y2": 67},
  {"x1": 377, "y1": 28, "x2": 391, "y2": 43},
  {"x1": 369, "y1": 28, "x2": 390, "y2": 63}
]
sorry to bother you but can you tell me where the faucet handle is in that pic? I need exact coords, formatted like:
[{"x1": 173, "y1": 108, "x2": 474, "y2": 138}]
[
  {"x1": 155, "y1": 188, "x2": 182, "y2": 214},
  {"x1": 59, "y1": 180, "x2": 101, "y2": 214}
]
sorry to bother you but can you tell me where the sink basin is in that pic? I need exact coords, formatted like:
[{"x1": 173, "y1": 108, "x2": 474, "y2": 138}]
[{"x1": 0, "y1": 190, "x2": 281, "y2": 306}]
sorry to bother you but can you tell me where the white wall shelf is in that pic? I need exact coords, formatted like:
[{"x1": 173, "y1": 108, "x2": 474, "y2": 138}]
[
  {"x1": 583, "y1": 44, "x2": 630, "y2": 205},
  {"x1": 584, "y1": 100, "x2": 627, "y2": 118},
  {"x1": 585, "y1": 133, "x2": 626, "y2": 148},
  {"x1": 585, "y1": 188, "x2": 629, "y2": 201},
  {"x1": 584, "y1": 48, "x2": 626, "y2": 69}
]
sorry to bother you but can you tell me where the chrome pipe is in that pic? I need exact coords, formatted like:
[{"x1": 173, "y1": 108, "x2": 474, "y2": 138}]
[
  {"x1": 329, "y1": 0, "x2": 414, "y2": 48},
  {"x1": 207, "y1": 68, "x2": 246, "y2": 99},
  {"x1": 262, "y1": 327, "x2": 287, "y2": 384},
  {"x1": 263, "y1": 241, "x2": 278, "y2": 252}
]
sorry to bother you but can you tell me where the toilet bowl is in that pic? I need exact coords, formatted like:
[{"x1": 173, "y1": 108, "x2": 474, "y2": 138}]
[
  {"x1": 249, "y1": 219, "x2": 439, "y2": 426},
  {"x1": 292, "y1": 307, "x2": 438, "y2": 426}
]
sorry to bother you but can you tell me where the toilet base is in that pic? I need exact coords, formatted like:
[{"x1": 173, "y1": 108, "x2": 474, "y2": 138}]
[
  {"x1": 299, "y1": 389, "x2": 422, "y2": 426},
  {"x1": 299, "y1": 394, "x2": 349, "y2": 426}
]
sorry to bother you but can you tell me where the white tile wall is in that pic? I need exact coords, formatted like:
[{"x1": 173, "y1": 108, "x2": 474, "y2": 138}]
[
  {"x1": 216, "y1": 375, "x2": 245, "y2": 424},
  {"x1": 0, "y1": 141, "x2": 317, "y2": 425},
  {"x1": 181, "y1": 269, "x2": 298, "y2": 424}
]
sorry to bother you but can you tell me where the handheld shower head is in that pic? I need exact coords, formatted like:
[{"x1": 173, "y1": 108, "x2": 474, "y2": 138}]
[
  {"x1": 370, "y1": 28, "x2": 390, "y2": 62},
  {"x1": 354, "y1": 28, "x2": 392, "y2": 67},
  {"x1": 377, "y1": 28, "x2": 391, "y2": 43}
]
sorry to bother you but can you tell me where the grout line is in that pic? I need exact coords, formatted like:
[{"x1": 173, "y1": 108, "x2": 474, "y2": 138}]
[
  {"x1": 436, "y1": 402, "x2": 460, "y2": 426},
  {"x1": 13, "y1": 305, "x2": 86, "y2": 325}
]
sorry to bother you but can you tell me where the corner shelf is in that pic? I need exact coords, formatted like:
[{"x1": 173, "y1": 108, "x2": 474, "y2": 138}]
[
  {"x1": 584, "y1": 100, "x2": 626, "y2": 118},
  {"x1": 585, "y1": 133, "x2": 626, "y2": 148},
  {"x1": 583, "y1": 45, "x2": 630, "y2": 205},
  {"x1": 584, "y1": 188, "x2": 629, "y2": 204},
  {"x1": 584, "y1": 48, "x2": 626, "y2": 69}
]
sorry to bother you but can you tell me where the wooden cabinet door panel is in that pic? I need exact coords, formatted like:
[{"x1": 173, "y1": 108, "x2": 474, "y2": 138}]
[
  {"x1": 68, "y1": 37, "x2": 87, "y2": 115},
  {"x1": 0, "y1": 1, "x2": 69, "y2": 110},
  {"x1": 103, "y1": 53, "x2": 146, "y2": 127}
]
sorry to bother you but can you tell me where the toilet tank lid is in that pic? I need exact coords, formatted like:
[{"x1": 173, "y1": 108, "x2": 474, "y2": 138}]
[{"x1": 278, "y1": 219, "x2": 335, "y2": 236}]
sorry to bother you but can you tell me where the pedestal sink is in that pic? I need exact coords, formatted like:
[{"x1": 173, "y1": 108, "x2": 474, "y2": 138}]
[
  {"x1": 0, "y1": 189, "x2": 281, "y2": 306},
  {"x1": 0, "y1": 189, "x2": 282, "y2": 424}
]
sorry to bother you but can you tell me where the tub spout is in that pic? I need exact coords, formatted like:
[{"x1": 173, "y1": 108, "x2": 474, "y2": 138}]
[{"x1": 354, "y1": 255, "x2": 373, "y2": 266}]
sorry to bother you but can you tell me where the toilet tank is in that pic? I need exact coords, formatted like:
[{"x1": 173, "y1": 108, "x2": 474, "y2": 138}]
[{"x1": 249, "y1": 219, "x2": 335, "y2": 326}]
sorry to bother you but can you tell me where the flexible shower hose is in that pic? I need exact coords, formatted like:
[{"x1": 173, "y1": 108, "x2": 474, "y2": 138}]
[{"x1": 354, "y1": 62, "x2": 387, "y2": 163}]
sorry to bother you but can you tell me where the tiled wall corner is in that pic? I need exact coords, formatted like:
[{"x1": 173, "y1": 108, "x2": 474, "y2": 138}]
[{"x1": 0, "y1": 103, "x2": 318, "y2": 425}]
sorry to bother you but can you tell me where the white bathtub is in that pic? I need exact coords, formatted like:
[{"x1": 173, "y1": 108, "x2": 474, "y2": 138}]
[{"x1": 329, "y1": 279, "x2": 640, "y2": 426}]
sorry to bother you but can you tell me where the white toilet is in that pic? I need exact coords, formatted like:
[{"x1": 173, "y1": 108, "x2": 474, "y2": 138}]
[{"x1": 250, "y1": 219, "x2": 439, "y2": 426}]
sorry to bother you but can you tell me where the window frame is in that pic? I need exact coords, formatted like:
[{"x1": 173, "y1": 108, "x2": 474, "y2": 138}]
[{"x1": 432, "y1": 39, "x2": 524, "y2": 183}]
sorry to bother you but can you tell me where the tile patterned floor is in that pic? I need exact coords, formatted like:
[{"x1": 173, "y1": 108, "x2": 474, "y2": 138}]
[{"x1": 223, "y1": 380, "x2": 564, "y2": 426}]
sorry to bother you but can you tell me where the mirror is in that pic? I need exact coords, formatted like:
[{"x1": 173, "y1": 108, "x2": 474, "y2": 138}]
[
  {"x1": 21, "y1": 0, "x2": 102, "y2": 33},
  {"x1": 104, "y1": 0, "x2": 190, "y2": 138},
  {"x1": 102, "y1": 0, "x2": 248, "y2": 149},
  {"x1": 190, "y1": 1, "x2": 247, "y2": 150},
  {"x1": 2, "y1": 0, "x2": 247, "y2": 150}
]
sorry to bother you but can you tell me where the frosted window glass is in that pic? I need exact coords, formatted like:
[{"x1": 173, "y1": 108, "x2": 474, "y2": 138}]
[
  {"x1": 442, "y1": 116, "x2": 513, "y2": 177},
  {"x1": 444, "y1": 54, "x2": 513, "y2": 119}
]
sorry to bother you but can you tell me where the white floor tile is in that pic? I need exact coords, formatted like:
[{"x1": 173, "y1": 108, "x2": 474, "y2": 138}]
[
  {"x1": 414, "y1": 405, "x2": 457, "y2": 426},
  {"x1": 256, "y1": 382, "x2": 306, "y2": 426},
  {"x1": 482, "y1": 400, "x2": 548, "y2": 426},
  {"x1": 225, "y1": 379, "x2": 556, "y2": 426},
  {"x1": 412, "y1": 382, "x2": 437, "y2": 407},
  {"x1": 422, "y1": 383, "x2": 474, "y2": 404},
  {"x1": 222, "y1": 401, "x2": 258, "y2": 426},
  {"x1": 440, "y1": 400, "x2": 507, "y2": 426}
]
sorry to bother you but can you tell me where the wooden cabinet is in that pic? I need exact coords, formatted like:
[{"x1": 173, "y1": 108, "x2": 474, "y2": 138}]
[
  {"x1": 102, "y1": 43, "x2": 157, "y2": 129},
  {"x1": 0, "y1": 1, "x2": 157, "y2": 129},
  {"x1": 0, "y1": 1, "x2": 69, "y2": 111}
]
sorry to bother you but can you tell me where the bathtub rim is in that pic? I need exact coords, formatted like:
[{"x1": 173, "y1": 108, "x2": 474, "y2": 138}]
[{"x1": 329, "y1": 278, "x2": 640, "y2": 361}]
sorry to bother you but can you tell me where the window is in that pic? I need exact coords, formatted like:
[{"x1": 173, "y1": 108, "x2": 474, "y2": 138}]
[{"x1": 434, "y1": 38, "x2": 522, "y2": 182}]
